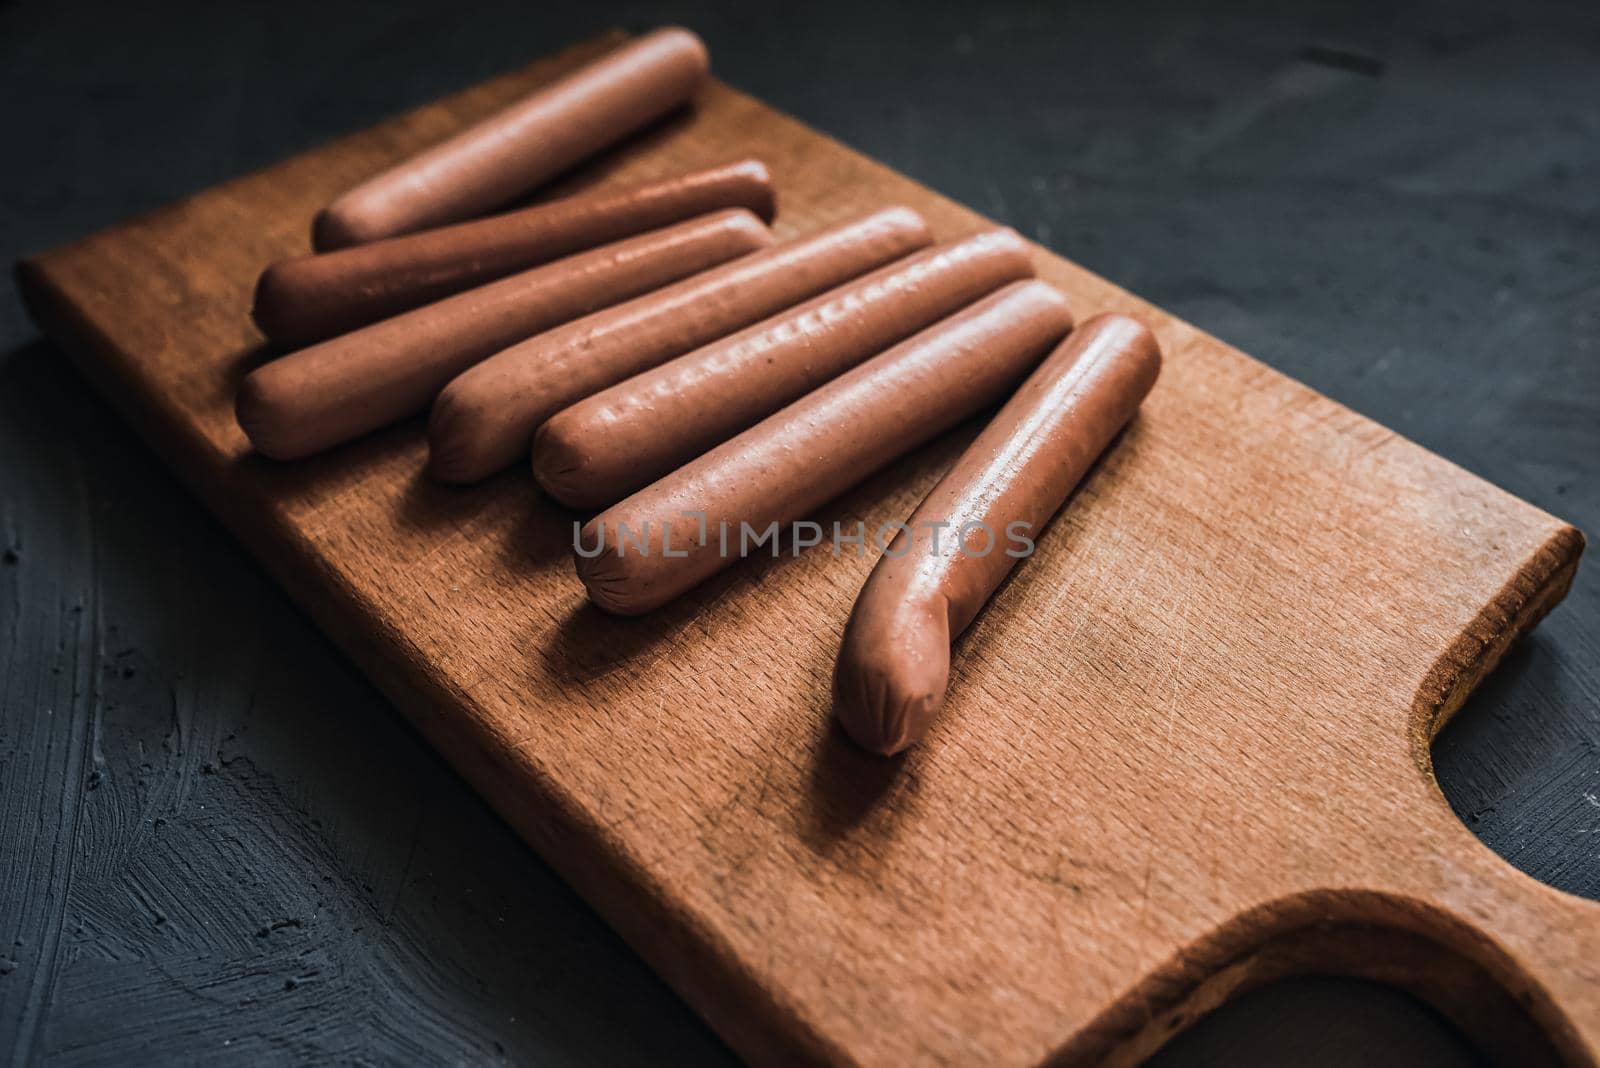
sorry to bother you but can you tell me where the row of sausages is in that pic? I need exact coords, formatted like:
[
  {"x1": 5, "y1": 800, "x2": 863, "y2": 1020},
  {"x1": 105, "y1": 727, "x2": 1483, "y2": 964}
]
[{"x1": 236, "y1": 27, "x2": 1162, "y2": 754}]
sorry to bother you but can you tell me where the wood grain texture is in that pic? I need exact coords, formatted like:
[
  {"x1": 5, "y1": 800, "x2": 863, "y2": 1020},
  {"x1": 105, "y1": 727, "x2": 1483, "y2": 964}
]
[{"x1": 16, "y1": 30, "x2": 1595, "y2": 1067}]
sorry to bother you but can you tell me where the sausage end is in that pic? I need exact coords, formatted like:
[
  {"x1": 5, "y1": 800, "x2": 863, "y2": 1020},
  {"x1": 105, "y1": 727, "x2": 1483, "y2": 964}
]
[
  {"x1": 574, "y1": 527, "x2": 656, "y2": 616},
  {"x1": 719, "y1": 208, "x2": 776, "y2": 251},
  {"x1": 426, "y1": 377, "x2": 499, "y2": 484},
  {"x1": 249, "y1": 263, "x2": 298, "y2": 348},
  {"x1": 311, "y1": 203, "x2": 371, "y2": 253},
  {"x1": 875, "y1": 205, "x2": 935, "y2": 250},
  {"x1": 532, "y1": 416, "x2": 609, "y2": 510},
  {"x1": 833, "y1": 603, "x2": 952, "y2": 756},
  {"x1": 728, "y1": 158, "x2": 779, "y2": 222},
  {"x1": 235, "y1": 368, "x2": 304, "y2": 461},
  {"x1": 1076, "y1": 311, "x2": 1165, "y2": 401},
  {"x1": 651, "y1": 26, "x2": 712, "y2": 80}
]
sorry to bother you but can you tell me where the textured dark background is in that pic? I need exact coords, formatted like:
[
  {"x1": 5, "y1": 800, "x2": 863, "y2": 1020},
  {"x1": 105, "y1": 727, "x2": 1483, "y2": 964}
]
[{"x1": 2, "y1": 0, "x2": 1596, "y2": 1064}]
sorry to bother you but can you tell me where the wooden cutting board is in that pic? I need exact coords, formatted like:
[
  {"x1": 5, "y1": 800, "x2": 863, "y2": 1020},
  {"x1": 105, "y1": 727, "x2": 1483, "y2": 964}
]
[{"x1": 18, "y1": 30, "x2": 1596, "y2": 1067}]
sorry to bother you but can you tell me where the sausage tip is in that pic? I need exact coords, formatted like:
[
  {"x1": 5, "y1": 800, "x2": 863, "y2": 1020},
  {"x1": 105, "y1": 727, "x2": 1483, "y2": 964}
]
[
  {"x1": 235, "y1": 370, "x2": 298, "y2": 460},
  {"x1": 721, "y1": 207, "x2": 776, "y2": 248},
  {"x1": 249, "y1": 264, "x2": 293, "y2": 346},
  {"x1": 531, "y1": 416, "x2": 602, "y2": 508},
  {"x1": 574, "y1": 533, "x2": 653, "y2": 616},
  {"x1": 1125, "y1": 315, "x2": 1164, "y2": 372},
  {"x1": 730, "y1": 158, "x2": 779, "y2": 222},
  {"x1": 834, "y1": 608, "x2": 952, "y2": 756},
  {"x1": 1080, "y1": 312, "x2": 1164, "y2": 388},
  {"x1": 426, "y1": 378, "x2": 496, "y2": 484},
  {"x1": 311, "y1": 204, "x2": 366, "y2": 253},
  {"x1": 653, "y1": 26, "x2": 712, "y2": 78},
  {"x1": 879, "y1": 205, "x2": 934, "y2": 247}
]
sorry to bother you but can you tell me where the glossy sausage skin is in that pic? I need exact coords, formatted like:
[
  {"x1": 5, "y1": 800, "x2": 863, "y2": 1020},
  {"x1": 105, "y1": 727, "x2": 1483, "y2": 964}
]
[
  {"x1": 575, "y1": 280, "x2": 1075, "y2": 616},
  {"x1": 313, "y1": 28, "x2": 710, "y2": 250},
  {"x1": 236, "y1": 209, "x2": 770, "y2": 461},
  {"x1": 256, "y1": 160, "x2": 776, "y2": 348},
  {"x1": 428, "y1": 206, "x2": 932, "y2": 484},
  {"x1": 533, "y1": 227, "x2": 1035, "y2": 509},
  {"x1": 833, "y1": 313, "x2": 1162, "y2": 755}
]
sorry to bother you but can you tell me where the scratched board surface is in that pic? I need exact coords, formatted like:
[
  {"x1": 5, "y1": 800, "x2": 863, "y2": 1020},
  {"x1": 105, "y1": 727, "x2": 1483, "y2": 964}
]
[{"x1": 17, "y1": 31, "x2": 1597, "y2": 1067}]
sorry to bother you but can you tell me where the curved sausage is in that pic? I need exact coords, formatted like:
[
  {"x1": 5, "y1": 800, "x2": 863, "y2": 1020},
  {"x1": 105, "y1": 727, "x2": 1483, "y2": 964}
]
[
  {"x1": 313, "y1": 28, "x2": 710, "y2": 250},
  {"x1": 833, "y1": 313, "x2": 1162, "y2": 755},
  {"x1": 428, "y1": 206, "x2": 931, "y2": 484},
  {"x1": 256, "y1": 160, "x2": 776, "y2": 348},
  {"x1": 236, "y1": 209, "x2": 769, "y2": 461},
  {"x1": 533, "y1": 227, "x2": 1035, "y2": 509},
  {"x1": 575, "y1": 280, "x2": 1075, "y2": 616}
]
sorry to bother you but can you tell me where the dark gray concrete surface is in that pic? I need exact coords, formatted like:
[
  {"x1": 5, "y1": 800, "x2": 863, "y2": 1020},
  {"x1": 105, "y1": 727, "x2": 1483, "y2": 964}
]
[{"x1": 2, "y1": 1, "x2": 1595, "y2": 1063}]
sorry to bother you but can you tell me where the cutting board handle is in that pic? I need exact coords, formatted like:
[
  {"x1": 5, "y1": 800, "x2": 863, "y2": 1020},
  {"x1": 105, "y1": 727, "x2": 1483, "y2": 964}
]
[{"x1": 1069, "y1": 865, "x2": 1599, "y2": 1066}]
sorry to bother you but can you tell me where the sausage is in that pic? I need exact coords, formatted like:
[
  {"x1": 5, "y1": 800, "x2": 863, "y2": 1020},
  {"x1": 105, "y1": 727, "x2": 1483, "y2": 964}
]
[
  {"x1": 575, "y1": 280, "x2": 1076, "y2": 616},
  {"x1": 833, "y1": 313, "x2": 1162, "y2": 755},
  {"x1": 533, "y1": 227, "x2": 1035, "y2": 509},
  {"x1": 256, "y1": 160, "x2": 776, "y2": 348},
  {"x1": 313, "y1": 28, "x2": 711, "y2": 250},
  {"x1": 236, "y1": 209, "x2": 769, "y2": 461},
  {"x1": 428, "y1": 206, "x2": 932, "y2": 484}
]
